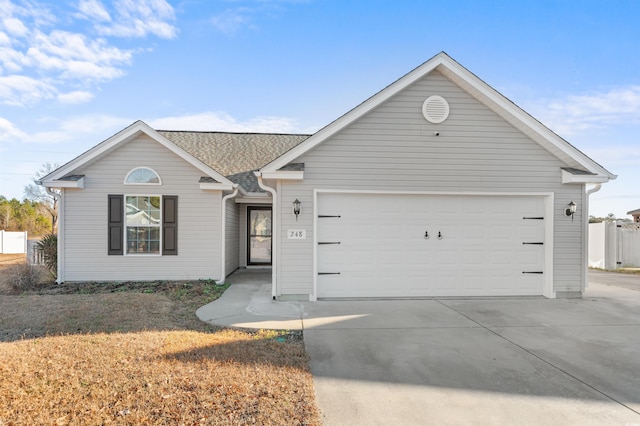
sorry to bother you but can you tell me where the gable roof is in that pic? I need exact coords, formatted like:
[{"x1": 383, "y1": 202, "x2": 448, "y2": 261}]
[
  {"x1": 39, "y1": 121, "x2": 310, "y2": 193},
  {"x1": 260, "y1": 51, "x2": 616, "y2": 183},
  {"x1": 39, "y1": 121, "x2": 237, "y2": 189},
  {"x1": 158, "y1": 131, "x2": 309, "y2": 192}
]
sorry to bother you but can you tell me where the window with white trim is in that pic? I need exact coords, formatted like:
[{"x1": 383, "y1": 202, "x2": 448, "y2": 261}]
[
  {"x1": 125, "y1": 167, "x2": 161, "y2": 184},
  {"x1": 108, "y1": 194, "x2": 178, "y2": 256},
  {"x1": 125, "y1": 195, "x2": 161, "y2": 254}
]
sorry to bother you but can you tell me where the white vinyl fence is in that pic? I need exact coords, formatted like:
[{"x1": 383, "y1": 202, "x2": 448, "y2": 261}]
[
  {"x1": 589, "y1": 222, "x2": 640, "y2": 269},
  {"x1": 0, "y1": 230, "x2": 27, "y2": 254},
  {"x1": 27, "y1": 240, "x2": 44, "y2": 265}
]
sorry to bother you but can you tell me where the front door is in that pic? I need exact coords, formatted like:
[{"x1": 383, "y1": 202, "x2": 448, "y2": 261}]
[{"x1": 247, "y1": 206, "x2": 272, "y2": 265}]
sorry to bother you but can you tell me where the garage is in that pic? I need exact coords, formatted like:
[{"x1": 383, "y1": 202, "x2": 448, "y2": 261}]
[{"x1": 315, "y1": 192, "x2": 550, "y2": 298}]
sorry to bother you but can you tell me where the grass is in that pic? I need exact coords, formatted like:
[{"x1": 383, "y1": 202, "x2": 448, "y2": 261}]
[{"x1": 0, "y1": 260, "x2": 320, "y2": 425}]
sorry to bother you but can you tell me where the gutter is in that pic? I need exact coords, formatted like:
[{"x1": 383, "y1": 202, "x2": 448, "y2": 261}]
[
  {"x1": 218, "y1": 186, "x2": 239, "y2": 284},
  {"x1": 255, "y1": 172, "x2": 278, "y2": 300},
  {"x1": 583, "y1": 183, "x2": 602, "y2": 292}
]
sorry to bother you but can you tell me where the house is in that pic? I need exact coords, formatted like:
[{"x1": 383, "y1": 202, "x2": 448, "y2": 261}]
[
  {"x1": 39, "y1": 52, "x2": 615, "y2": 300},
  {"x1": 627, "y1": 209, "x2": 640, "y2": 223}
]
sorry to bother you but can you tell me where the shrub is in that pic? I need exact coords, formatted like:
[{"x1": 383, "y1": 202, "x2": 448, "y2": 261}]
[
  {"x1": 4, "y1": 262, "x2": 46, "y2": 293},
  {"x1": 36, "y1": 233, "x2": 57, "y2": 278}
]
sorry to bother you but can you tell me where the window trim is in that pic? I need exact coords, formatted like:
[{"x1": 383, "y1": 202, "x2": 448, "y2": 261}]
[
  {"x1": 124, "y1": 167, "x2": 162, "y2": 185},
  {"x1": 108, "y1": 194, "x2": 178, "y2": 257},
  {"x1": 124, "y1": 194, "x2": 162, "y2": 256}
]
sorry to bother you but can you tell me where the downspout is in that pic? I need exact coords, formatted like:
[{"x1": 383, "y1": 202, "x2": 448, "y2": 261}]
[
  {"x1": 44, "y1": 186, "x2": 63, "y2": 284},
  {"x1": 218, "y1": 186, "x2": 239, "y2": 284},
  {"x1": 583, "y1": 183, "x2": 602, "y2": 292},
  {"x1": 256, "y1": 173, "x2": 278, "y2": 300}
]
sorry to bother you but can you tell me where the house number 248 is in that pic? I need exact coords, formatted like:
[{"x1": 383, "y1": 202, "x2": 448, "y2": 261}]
[{"x1": 288, "y1": 229, "x2": 306, "y2": 239}]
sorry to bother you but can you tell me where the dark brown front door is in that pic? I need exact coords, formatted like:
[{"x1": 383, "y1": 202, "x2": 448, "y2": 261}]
[{"x1": 247, "y1": 206, "x2": 272, "y2": 265}]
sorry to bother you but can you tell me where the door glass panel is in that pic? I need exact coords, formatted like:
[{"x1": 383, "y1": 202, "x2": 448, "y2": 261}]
[{"x1": 249, "y1": 208, "x2": 272, "y2": 264}]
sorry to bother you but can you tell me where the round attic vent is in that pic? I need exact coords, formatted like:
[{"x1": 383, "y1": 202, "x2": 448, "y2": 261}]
[{"x1": 422, "y1": 95, "x2": 450, "y2": 124}]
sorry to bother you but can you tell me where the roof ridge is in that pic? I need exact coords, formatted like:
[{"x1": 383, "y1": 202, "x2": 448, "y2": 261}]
[{"x1": 157, "y1": 129, "x2": 312, "y2": 137}]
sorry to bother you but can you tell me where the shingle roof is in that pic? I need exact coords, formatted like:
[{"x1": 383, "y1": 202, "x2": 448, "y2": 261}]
[{"x1": 157, "y1": 131, "x2": 309, "y2": 192}]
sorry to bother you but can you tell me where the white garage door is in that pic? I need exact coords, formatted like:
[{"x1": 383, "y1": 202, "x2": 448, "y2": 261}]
[{"x1": 316, "y1": 193, "x2": 546, "y2": 298}]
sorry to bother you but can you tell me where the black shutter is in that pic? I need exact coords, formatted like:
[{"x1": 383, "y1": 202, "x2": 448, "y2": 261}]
[
  {"x1": 108, "y1": 194, "x2": 124, "y2": 255},
  {"x1": 163, "y1": 195, "x2": 178, "y2": 255}
]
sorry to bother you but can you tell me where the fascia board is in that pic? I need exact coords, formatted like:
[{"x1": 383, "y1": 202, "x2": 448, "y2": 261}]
[
  {"x1": 44, "y1": 120, "x2": 234, "y2": 186},
  {"x1": 259, "y1": 171, "x2": 304, "y2": 180}
]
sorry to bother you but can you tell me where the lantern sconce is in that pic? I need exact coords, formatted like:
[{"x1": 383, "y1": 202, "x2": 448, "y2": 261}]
[
  {"x1": 293, "y1": 198, "x2": 301, "y2": 221},
  {"x1": 565, "y1": 201, "x2": 577, "y2": 221}
]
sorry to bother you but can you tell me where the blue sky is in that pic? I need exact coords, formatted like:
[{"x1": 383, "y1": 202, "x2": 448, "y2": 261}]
[{"x1": 0, "y1": 0, "x2": 639, "y2": 218}]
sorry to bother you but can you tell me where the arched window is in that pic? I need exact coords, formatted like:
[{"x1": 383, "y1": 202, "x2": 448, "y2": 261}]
[{"x1": 124, "y1": 167, "x2": 161, "y2": 185}]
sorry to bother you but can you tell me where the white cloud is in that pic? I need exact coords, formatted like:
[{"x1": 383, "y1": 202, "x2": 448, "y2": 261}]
[
  {"x1": 208, "y1": 0, "x2": 308, "y2": 36},
  {"x1": 210, "y1": 8, "x2": 254, "y2": 36},
  {"x1": 0, "y1": 46, "x2": 27, "y2": 71},
  {"x1": 532, "y1": 85, "x2": 640, "y2": 135},
  {"x1": 77, "y1": 0, "x2": 111, "y2": 22},
  {"x1": 2, "y1": 17, "x2": 27, "y2": 37},
  {"x1": 0, "y1": 113, "x2": 133, "y2": 149},
  {"x1": 579, "y1": 145, "x2": 640, "y2": 168},
  {"x1": 0, "y1": 75, "x2": 56, "y2": 106},
  {"x1": 149, "y1": 112, "x2": 300, "y2": 133},
  {"x1": 0, "y1": 116, "x2": 27, "y2": 142},
  {"x1": 94, "y1": 0, "x2": 178, "y2": 39},
  {"x1": 30, "y1": 30, "x2": 132, "y2": 64},
  {"x1": 57, "y1": 90, "x2": 94, "y2": 104},
  {"x1": 53, "y1": 114, "x2": 132, "y2": 136},
  {"x1": 0, "y1": 31, "x2": 10, "y2": 45},
  {"x1": 0, "y1": 0, "x2": 175, "y2": 107}
]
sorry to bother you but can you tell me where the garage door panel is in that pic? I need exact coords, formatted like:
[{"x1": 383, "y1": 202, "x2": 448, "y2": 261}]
[
  {"x1": 491, "y1": 224, "x2": 515, "y2": 240},
  {"x1": 490, "y1": 250, "x2": 515, "y2": 265},
  {"x1": 463, "y1": 250, "x2": 486, "y2": 265},
  {"x1": 464, "y1": 225, "x2": 487, "y2": 240},
  {"x1": 316, "y1": 193, "x2": 546, "y2": 298}
]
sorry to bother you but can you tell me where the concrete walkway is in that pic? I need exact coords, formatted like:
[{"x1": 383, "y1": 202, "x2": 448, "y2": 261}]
[
  {"x1": 197, "y1": 269, "x2": 640, "y2": 425},
  {"x1": 196, "y1": 269, "x2": 305, "y2": 329}
]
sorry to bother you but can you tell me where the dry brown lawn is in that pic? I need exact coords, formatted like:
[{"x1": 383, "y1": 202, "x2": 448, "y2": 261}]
[{"x1": 0, "y1": 261, "x2": 320, "y2": 425}]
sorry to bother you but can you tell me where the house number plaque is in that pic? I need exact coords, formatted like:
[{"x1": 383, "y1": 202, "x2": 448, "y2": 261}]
[{"x1": 288, "y1": 229, "x2": 306, "y2": 239}]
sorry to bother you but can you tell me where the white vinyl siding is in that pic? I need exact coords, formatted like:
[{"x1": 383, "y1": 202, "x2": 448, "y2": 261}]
[
  {"x1": 276, "y1": 70, "x2": 584, "y2": 296},
  {"x1": 239, "y1": 205, "x2": 247, "y2": 267},
  {"x1": 225, "y1": 200, "x2": 239, "y2": 276},
  {"x1": 63, "y1": 135, "x2": 223, "y2": 281}
]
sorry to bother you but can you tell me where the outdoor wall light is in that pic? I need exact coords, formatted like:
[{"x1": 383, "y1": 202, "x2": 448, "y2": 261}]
[
  {"x1": 293, "y1": 198, "x2": 301, "y2": 221},
  {"x1": 565, "y1": 201, "x2": 577, "y2": 221}
]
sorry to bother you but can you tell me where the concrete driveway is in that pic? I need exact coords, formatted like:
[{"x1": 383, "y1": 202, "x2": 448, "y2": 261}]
[
  {"x1": 304, "y1": 273, "x2": 640, "y2": 425},
  {"x1": 198, "y1": 270, "x2": 640, "y2": 425}
]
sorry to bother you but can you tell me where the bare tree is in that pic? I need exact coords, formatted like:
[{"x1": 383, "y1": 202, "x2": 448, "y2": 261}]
[{"x1": 24, "y1": 162, "x2": 60, "y2": 233}]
